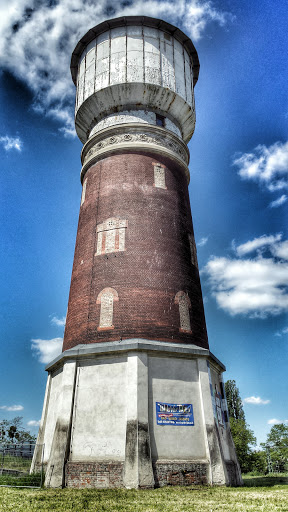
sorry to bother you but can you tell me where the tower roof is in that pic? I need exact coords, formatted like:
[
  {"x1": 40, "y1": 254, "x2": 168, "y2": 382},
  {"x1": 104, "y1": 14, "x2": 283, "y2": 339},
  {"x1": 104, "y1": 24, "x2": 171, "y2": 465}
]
[{"x1": 70, "y1": 15, "x2": 200, "y2": 87}]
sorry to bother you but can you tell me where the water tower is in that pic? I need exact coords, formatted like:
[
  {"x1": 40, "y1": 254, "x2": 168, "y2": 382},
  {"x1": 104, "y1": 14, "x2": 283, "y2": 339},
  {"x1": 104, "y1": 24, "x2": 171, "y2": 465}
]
[{"x1": 31, "y1": 16, "x2": 242, "y2": 488}]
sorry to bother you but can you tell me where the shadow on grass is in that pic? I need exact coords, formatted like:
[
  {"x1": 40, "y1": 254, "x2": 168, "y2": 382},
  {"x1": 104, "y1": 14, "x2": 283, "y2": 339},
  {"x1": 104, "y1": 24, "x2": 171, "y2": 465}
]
[{"x1": 243, "y1": 475, "x2": 288, "y2": 487}]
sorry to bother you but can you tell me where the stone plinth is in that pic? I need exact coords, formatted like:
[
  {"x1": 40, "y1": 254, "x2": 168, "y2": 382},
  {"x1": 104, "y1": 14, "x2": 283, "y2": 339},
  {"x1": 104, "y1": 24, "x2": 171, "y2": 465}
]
[{"x1": 31, "y1": 339, "x2": 242, "y2": 488}]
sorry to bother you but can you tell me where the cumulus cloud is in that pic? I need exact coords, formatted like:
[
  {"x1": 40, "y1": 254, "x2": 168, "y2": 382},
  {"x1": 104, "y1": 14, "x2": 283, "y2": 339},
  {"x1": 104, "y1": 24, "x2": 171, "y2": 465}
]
[
  {"x1": 27, "y1": 420, "x2": 40, "y2": 427},
  {"x1": 235, "y1": 234, "x2": 283, "y2": 257},
  {"x1": 0, "y1": 135, "x2": 22, "y2": 151},
  {"x1": 203, "y1": 234, "x2": 288, "y2": 317},
  {"x1": 268, "y1": 419, "x2": 288, "y2": 426},
  {"x1": 50, "y1": 315, "x2": 66, "y2": 327},
  {"x1": 0, "y1": 0, "x2": 232, "y2": 135},
  {"x1": 0, "y1": 405, "x2": 24, "y2": 411},
  {"x1": 198, "y1": 236, "x2": 209, "y2": 247},
  {"x1": 269, "y1": 195, "x2": 287, "y2": 208},
  {"x1": 270, "y1": 240, "x2": 288, "y2": 261},
  {"x1": 31, "y1": 337, "x2": 62, "y2": 364},
  {"x1": 232, "y1": 141, "x2": 288, "y2": 192},
  {"x1": 243, "y1": 396, "x2": 270, "y2": 405}
]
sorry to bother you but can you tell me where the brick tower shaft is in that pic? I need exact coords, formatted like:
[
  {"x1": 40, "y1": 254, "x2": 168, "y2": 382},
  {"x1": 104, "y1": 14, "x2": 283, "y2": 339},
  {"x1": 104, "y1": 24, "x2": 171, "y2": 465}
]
[{"x1": 63, "y1": 149, "x2": 208, "y2": 350}]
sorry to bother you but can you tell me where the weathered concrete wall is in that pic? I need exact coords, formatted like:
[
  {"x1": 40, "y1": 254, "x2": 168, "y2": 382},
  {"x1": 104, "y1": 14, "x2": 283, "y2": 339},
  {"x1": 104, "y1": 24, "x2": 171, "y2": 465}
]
[
  {"x1": 123, "y1": 352, "x2": 154, "y2": 488},
  {"x1": 41, "y1": 368, "x2": 63, "y2": 464},
  {"x1": 149, "y1": 356, "x2": 207, "y2": 460},
  {"x1": 70, "y1": 357, "x2": 127, "y2": 461},
  {"x1": 45, "y1": 361, "x2": 77, "y2": 488},
  {"x1": 36, "y1": 341, "x2": 242, "y2": 488}
]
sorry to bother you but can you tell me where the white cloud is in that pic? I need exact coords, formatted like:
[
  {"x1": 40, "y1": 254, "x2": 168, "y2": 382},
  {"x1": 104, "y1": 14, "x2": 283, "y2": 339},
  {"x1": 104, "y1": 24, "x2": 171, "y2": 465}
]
[
  {"x1": 243, "y1": 396, "x2": 270, "y2": 405},
  {"x1": 0, "y1": 405, "x2": 24, "y2": 411},
  {"x1": 0, "y1": 0, "x2": 232, "y2": 135},
  {"x1": 27, "y1": 420, "x2": 40, "y2": 427},
  {"x1": 198, "y1": 236, "x2": 209, "y2": 247},
  {"x1": 235, "y1": 234, "x2": 282, "y2": 257},
  {"x1": 203, "y1": 235, "x2": 288, "y2": 317},
  {"x1": 233, "y1": 141, "x2": 288, "y2": 192},
  {"x1": 31, "y1": 337, "x2": 62, "y2": 364},
  {"x1": 268, "y1": 419, "x2": 288, "y2": 426},
  {"x1": 0, "y1": 135, "x2": 22, "y2": 151},
  {"x1": 270, "y1": 240, "x2": 288, "y2": 261},
  {"x1": 51, "y1": 315, "x2": 66, "y2": 327},
  {"x1": 274, "y1": 326, "x2": 288, "y2": 337},
  {"x1": 269, "y1": 195, "x2": 287, "y2": 208}
]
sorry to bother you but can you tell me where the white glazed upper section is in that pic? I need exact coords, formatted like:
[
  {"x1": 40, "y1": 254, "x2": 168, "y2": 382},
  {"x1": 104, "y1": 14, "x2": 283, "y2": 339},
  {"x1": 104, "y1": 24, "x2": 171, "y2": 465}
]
[
  {"x1": 73, "y1": 23, "x2": 197, "y2": 143},
  {"x1": 89, "y1": 110, "x2": 181, "y2": 139},
  {"x1": 76, "y1": 25, "x2": 194, "y2": 113}
]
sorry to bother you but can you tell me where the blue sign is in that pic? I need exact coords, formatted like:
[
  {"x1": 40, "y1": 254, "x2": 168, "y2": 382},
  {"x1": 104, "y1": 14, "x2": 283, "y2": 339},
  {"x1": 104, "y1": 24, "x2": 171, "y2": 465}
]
[{"x1": 156, "y1": 402, "x2": 194, "y2": 426}]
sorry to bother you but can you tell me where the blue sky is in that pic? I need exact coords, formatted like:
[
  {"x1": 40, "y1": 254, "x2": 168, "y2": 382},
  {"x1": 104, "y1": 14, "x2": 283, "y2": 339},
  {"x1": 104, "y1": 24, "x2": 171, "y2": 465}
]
[{"x1": 0, "y1": 0, "x2": 287, "y2": 446}]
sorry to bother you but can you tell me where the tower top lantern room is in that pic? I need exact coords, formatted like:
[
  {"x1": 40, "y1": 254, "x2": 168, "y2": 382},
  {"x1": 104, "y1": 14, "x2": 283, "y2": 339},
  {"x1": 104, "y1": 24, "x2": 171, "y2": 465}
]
[{"x1": 70, "y1": 16, "x2": 200, "y2": 145}]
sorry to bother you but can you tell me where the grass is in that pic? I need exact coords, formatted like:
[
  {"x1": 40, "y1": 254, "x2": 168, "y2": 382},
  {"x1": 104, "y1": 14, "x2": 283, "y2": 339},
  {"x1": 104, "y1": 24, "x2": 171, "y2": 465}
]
[
  {"x1": 0, "y1": 472, "x2": 42, "y2": 487},
  {"x1": 243, "y1": 472, "x2": 288, "y2": 487},
  {"x1": 0, "y1": 476, "x2": 287, "y2": 512}
]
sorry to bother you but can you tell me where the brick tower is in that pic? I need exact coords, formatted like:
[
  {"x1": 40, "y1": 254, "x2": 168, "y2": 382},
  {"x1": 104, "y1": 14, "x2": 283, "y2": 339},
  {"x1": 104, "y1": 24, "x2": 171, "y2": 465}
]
[{"x1": 32, "y1": 16, "x2": 242, "y2": 488}]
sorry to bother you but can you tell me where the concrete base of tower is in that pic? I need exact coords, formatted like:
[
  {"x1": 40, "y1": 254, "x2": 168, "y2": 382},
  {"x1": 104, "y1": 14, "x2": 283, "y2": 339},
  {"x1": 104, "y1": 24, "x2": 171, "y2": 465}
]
[{"x1": 31, "y1": 339, "x2": 242, "y2": 488}]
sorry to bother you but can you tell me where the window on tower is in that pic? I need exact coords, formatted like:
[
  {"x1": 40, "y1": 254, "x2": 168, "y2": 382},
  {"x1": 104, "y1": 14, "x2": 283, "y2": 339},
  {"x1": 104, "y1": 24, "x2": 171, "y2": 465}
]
[
  {"x1": 96, "y1": 218, "x2": 128, "y2": 255},
  {"x1": 81, "y1": 178, "x2": 87, "y2": 206},
  {"x1": 188, "y1": 234, "x2": 198, "y2": 268},
  {"x1": 156, "y1": 114, "x2": 165, "y2": 127},
  {"x1": 97, "y1": 288, "x2": 119, "y2": 330},
  {"x1": 153, "y1": 163, "x2": 166, "y2": 189},
  {"x1": 174, "y1": 291, "x2": 192, "y2": 333}
]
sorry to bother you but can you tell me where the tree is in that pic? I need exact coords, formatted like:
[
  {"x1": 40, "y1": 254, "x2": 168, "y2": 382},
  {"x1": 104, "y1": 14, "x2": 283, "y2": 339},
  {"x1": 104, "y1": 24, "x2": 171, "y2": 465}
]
[
  {"x1": 225, "y1": 380, "x2": 245, "y2": 420},
  {"x1": 225, "y1": 380, "x2": 257, "y2": 473},
  {"x1": 229, "y1": 418, "x2": 257, "y2": 473},
  {"x1": 0, "y1": 417, "x2": 36, "y2": 445},
  {"x1": 262, "y1": 423, "x2": 288, "y2": 472}
]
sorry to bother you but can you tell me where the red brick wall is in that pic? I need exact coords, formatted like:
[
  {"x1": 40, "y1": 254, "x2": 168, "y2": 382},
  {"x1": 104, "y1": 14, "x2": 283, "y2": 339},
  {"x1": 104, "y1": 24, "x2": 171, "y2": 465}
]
[
  {"x1": 65, "y1": 462, "x2": 124, "y2": 488},
  {"x1": 152, "y1": 461, "x2": 208, "y2": 487},
  {"x1": 63, "y1": 152, "x2": 209, "y2": 351},
  {"x1": 65, "y1": 461, "x2": 209, "y2": 488}
]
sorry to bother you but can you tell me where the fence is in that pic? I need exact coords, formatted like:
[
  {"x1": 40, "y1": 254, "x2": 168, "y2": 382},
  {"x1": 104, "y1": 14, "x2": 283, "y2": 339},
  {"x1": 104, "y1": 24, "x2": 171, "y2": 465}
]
[{"x1": 0, "y1": 443, "x2": 44, "y2": 488}]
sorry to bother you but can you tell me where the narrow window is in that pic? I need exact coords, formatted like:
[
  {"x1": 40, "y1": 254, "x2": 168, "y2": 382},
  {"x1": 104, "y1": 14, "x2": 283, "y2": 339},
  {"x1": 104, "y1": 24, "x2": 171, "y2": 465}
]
[
  {"x1": 96, "y1": 218, "x2": 128, "y2": 255},
  {"x1": 188, "y1": 234, "x2": 198, "y2": 268},
  {"x1": 174, "y1": 291, "x2": 192, "y2": 333},
  {"x1": 81, "y1": 179, "x2": 87, "y2": 206},
  {"x1": 97, "y1": 288, "x2": 119, "y2": 330},
  {"x1": 156, "y1": 114, "x2": 165, "y2": 127},
  {"x1": 153, "y1": 163, "x2": 166, "y2": 189}
]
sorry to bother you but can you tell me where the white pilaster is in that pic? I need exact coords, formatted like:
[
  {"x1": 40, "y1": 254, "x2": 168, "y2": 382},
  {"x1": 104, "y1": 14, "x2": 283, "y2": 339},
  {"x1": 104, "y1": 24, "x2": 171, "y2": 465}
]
[
  {"x1": 44, "y1": 360, "x2": 77, "y2": 488},
  {"x1": 123, "y1": 352, "x2": 154, "y2": 488}
]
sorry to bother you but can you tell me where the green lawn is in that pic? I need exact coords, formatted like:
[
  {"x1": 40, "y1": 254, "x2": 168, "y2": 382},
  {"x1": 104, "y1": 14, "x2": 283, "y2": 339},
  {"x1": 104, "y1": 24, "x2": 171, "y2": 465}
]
[{"x1": 0, "y1": 476, "x2": 287, "y2": 512}]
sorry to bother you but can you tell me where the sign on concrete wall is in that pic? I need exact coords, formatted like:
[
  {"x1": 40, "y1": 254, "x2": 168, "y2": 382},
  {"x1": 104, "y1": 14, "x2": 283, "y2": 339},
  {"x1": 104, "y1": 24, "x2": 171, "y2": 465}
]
[{"x1": 156, "y1": 402, "x2": 194, "y2": 426}]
